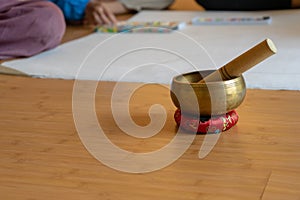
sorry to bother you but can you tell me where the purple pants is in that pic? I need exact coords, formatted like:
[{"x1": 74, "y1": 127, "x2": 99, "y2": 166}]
[{"x1": 0, "y1": 0, "x2": 66, "y2": 59}]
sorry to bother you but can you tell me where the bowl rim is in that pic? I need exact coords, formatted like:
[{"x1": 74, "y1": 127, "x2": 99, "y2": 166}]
[{"x1": 172, "y1": 70, "x2": 244, "y2": 86}]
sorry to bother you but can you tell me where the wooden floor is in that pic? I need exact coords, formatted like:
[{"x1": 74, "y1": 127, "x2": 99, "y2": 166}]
[
  {"x1": 0, "y1": 74, "x2": 300, "y2": 200},
  {"x1": 1, "y1": 1, "x2": 300, "y2": 199}
]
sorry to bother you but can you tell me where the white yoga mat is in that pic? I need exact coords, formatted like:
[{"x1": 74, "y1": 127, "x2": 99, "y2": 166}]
[{"x1": 3, "y1": 10, "x2": 300, "y2": 90}]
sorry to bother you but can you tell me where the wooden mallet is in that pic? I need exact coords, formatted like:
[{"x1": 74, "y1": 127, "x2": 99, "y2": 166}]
[{"x1": 199, "y1": 38, "x2": 277, "y2": 83}]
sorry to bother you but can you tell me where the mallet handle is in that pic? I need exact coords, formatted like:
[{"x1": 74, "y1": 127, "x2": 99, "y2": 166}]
[{"x1": 199, "y1": 39, "x2": 277, "y2": 83}]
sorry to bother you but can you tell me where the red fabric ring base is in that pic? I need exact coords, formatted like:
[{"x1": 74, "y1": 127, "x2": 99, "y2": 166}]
[{"x1": 174, "y1": 109, "x2": 239, "y2": 134}]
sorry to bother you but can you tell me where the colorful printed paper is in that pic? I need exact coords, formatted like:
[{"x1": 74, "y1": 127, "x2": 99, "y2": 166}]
[
  {"x1": 192, "y1": 16, "x2": 272, "y2": 25},
  {"x1": 95, "y1": 21, "x2": 186, "y2": 33}
]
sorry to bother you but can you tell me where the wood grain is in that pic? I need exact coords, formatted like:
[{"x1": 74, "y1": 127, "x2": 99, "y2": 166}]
[
  {"x1": 1, "y1": 74, "x2": 300, "y2": 199},
  {"x1": 1, "y1": 1, "x2": 299, "y2": 199}
]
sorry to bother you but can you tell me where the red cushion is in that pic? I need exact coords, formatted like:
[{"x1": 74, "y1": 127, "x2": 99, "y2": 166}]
[{"x1": 174, "y1": 109, "x2": 239, "y2": 134}]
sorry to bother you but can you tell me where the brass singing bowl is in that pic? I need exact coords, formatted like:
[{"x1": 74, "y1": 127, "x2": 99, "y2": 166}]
[{"x1": 170, "y1": 70, "x2": 246, "y2": 116}]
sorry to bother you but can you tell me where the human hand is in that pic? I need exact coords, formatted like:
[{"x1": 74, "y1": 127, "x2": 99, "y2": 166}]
[{"x1": 84, "y1": 0, "x2": 118, "y2": 26}]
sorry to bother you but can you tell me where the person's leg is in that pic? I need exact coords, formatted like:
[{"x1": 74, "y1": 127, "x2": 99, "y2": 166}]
[{"x1": 0, "y1": 0, "x2": 66, "y2": 59}]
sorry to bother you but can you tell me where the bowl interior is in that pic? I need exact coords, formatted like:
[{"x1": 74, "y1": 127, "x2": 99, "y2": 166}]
[{"x1": 174, "y1": 70, "x2": 212, "y2": 84}]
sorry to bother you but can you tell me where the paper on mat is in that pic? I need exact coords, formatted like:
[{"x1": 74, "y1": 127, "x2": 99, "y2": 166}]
[{"x1": 3, "y1": 10, "x2": 300, "y2": 90}]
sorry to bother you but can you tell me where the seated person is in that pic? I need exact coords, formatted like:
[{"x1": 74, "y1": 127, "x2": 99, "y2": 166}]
[
  {"x1": 0, "y1": 0, "x2": 174, "y2": 59},
  {"x1": 195, "y1": 0, "x2": 300, "y2": 10},
  {"x1": 0, "y1": 0, "x2": 65, "y2": 59}
]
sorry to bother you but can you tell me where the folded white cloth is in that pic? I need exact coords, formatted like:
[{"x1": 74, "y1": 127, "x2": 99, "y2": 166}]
[{"x1": 3, "y1": 10, "x2": 300, "y2": 90}]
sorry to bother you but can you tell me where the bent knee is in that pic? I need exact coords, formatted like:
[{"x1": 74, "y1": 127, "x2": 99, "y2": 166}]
[
  {"x1": 29, "y1": 1, "x2": 66, "y2": 49},
  {"x1": 0, "y1": 1, "x2": 66, "y2": 59}
]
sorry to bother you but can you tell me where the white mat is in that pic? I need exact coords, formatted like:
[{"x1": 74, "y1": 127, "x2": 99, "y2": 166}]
[{"x1": 3, "y1": 10, "x2": 300, "y2": 90}]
